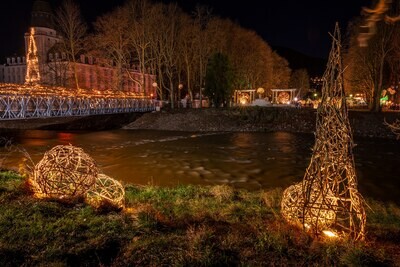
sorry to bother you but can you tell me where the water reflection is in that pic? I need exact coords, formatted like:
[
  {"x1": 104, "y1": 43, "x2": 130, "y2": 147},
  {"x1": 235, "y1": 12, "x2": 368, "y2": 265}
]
[{"x1": 0, "y1": 129, "x2": 399, "y2": 203}]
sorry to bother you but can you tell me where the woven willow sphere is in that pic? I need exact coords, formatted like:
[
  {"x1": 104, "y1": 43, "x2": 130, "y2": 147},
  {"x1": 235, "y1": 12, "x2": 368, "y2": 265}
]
[
  {"x1": 281, "y1": 182, "x2": 336, "y2": 231},
  {"x1": 281, "y1": 182, "x2": 303, "y2": 225},
  {"x1": 33, "y1": 145, "x2": 98, "y2": 199},
  {"x1": 86, "y1": 174, "x2": 125, "y2": 209}
]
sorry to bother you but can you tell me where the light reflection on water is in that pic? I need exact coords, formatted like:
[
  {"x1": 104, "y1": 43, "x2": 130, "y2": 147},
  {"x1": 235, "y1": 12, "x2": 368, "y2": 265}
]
[{"x1": 1, "y1": 129, "x2": 399, "y2": 203}]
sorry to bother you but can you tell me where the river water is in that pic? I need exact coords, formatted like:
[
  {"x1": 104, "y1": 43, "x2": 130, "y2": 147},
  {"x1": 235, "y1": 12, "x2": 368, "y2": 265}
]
[{"x1": 1, "y1": 129, "x2": 399, "y2": 203}]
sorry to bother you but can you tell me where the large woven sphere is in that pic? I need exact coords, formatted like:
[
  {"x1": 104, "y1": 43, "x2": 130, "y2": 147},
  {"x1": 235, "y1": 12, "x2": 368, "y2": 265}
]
[
  {"x1": 33, "y1": 145, "x2": 98, "y2": 199},
  {"x1": 86, "y1": 174, "x2": 125, "y2": 209}
]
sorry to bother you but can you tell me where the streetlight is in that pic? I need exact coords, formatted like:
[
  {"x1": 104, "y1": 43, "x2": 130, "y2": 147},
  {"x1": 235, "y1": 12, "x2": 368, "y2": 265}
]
[
  {"x1": 257, "y1": 87, "x2": 265, "y2": 99},
  {"x1": 178, "y1": 83, "x2": 183, "y2": 108},
  {"x1": 152, "y1": 82, "x2": 159, "y2": 110}
]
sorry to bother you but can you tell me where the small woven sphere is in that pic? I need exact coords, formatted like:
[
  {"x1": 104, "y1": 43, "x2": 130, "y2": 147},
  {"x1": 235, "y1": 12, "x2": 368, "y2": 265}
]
[
  {"x1": 86, "y1": 174, "x2": 125, "y2": 209},
  {"x1": 33, "y1": 145, "x2": 98, "y2": 199}
]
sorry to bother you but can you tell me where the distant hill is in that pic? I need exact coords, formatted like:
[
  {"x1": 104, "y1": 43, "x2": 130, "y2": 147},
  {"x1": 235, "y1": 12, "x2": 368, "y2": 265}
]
[{"x1": 271, "y1": 46, "x2": 327, "y2": 77}]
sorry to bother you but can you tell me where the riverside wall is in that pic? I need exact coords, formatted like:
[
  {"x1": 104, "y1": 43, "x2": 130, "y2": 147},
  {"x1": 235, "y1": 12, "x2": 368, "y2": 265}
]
[
  {"x1": 123, "y1": 107, "x2": 399, "y2": 139},
  {"x1": 0, "y1": 107, "x2": 398, "y2": 139}
]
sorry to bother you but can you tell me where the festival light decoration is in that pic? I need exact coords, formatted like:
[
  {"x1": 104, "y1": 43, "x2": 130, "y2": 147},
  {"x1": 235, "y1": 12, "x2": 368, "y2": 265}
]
[
  {"x1": 277, "y1": 92, "x2": 290, "y2": 104},
  {"x1": 32, "y1": 145, "x2": 98, "y2": 200},
  {"x1": 281, "y1": 24, "x2": 366, "y2": 241},
  {"x1": 85, "y1": 173, "x2": 125, "y2": 209},
  {"x1": 25, "y1": 28, "x2": 41, "y2": 85},
  {"x1": 257, "y1": 87, "x2": 265, "y2": 98},
  {"x1": 0, "y1": 83, "x2": 151, "y2": 99}
]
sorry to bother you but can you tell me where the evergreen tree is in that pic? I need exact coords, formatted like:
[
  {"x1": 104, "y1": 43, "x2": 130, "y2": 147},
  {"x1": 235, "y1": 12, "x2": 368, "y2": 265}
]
[{"x1": 204, "y1": 53, "x2": 234, "y2": 107}]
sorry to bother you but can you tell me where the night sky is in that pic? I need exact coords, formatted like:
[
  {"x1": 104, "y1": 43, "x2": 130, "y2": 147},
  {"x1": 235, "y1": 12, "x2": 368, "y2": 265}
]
[{"x1": 1, "y1": 0, "x2": 369, "y2": 61}]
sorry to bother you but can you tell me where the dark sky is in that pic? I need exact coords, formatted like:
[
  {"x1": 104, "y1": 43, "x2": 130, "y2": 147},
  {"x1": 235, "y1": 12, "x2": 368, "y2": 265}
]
[{"x1": 0, "y1": 0, "x2": 369, "y2": 61}]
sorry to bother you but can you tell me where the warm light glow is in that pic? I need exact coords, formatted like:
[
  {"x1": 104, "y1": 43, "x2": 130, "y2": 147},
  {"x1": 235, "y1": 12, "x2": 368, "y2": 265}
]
[
  {"x1": 0, "y1": 83, "x2": 151, "y2": 99},
  {"x1": 256, "y1": 87, "x2": 265, "y2": 94},
  {"x1": 33, "y1": 145, "x2": 98, "y2": 199},
  {"x1": 25, "y1": 28, "x2": 41, "y2": 84},
  {"x1": 240, "y1": 97, "x2": 248, "y2": 105},
  {"x1": 281, "y1": 24, "x2": 366, "y2": 241},
  {"x1": 294, "y1": 97, "x2": 298, "y2": 101},
  {"x1": 322, "y1": 230, "x2": 338, "y2": 238}
]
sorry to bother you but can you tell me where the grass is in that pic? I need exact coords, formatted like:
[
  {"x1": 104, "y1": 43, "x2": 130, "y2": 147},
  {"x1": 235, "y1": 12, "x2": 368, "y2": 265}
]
[{"x1": 0, "y1": 171, "x2": 399, "y2": 266}]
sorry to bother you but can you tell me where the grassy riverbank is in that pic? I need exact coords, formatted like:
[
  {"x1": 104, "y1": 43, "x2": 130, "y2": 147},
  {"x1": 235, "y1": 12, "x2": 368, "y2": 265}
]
[{"x1": 1, "y1": 171, "x2": 399, "y2": 266}]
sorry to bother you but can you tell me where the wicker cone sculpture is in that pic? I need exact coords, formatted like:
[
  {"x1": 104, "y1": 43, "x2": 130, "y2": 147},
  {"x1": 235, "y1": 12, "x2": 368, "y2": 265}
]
[
  {"x1": 32, "y1": 145, "x2": 98, "y2": 200},
  {"x1": 86, "y1": 173, "x2": 125, "y2": 209},
  {"x1": 281, "y1": 23, "x2": 366, "y2": 240}
]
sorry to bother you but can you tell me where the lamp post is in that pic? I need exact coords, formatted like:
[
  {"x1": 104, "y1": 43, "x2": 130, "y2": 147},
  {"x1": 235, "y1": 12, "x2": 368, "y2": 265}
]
[
  {"x1": 199, "y1": 84, "x2": 204, "y2": 109},
  {"x1": 257, "y1": 87, "x2": 265, "y2": 99},
  {"x1": 152, "y1": 82, "x2": 158, "y2": 99},
  {"x1": 178, "y1": 83, "x2": 183, "y2": 108},
  {"x1": 152, "y1": 82, "x2": 158, "y2": 109}
]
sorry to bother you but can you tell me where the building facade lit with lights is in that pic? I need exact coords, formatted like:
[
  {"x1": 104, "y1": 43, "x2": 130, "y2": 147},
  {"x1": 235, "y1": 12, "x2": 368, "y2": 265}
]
[{"x1": 0, "y1": 0, "x2": 155, "y2": 97}]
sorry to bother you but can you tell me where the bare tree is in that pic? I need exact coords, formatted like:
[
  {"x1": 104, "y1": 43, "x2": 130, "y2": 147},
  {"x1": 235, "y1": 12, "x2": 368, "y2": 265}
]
[
  {"x1": 269, "y1": 51, "x2": 291, "y2": 89},
  {"x1": 148, "y1": 3, "x2": 184, "y2": 108},
  {"x1": 126, "y1": 0, "x2": 154, "y2": 95},
  {"x1": 346, "y1": 19, "x2": 396, "y2": 111},
  {"x1": 192, "y1": 6, "x2": 215, "y2": 108},
  {"x1": 290, "y1": 69, "x2": 310, "y2": 99},
  {"x1": 177, "y1": 13, "x2": 199, "y2": 102},
  {"x1": 55, "y1": 0, "x2": 87, "y2": 92},
  {"x1": 46, "y1": 43, "x2": 69, "y2": 87},
  {"x1": 92, "y1": 6, "x2": 131, "y2": 91},
  {"x1": 227, "y1": 25, "x2": 272, "y2": 90}
]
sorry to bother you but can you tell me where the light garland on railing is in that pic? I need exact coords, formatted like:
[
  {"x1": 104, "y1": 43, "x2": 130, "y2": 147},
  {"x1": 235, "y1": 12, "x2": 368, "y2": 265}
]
[{"x1": 0, "y1": 83, "x2": 153, "y2": 99}]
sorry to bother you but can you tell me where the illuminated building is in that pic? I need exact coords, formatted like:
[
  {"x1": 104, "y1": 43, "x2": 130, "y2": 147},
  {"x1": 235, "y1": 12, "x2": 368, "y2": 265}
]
[{"x1": 0, "y1": 0, "x2": 155, "y2": 97}]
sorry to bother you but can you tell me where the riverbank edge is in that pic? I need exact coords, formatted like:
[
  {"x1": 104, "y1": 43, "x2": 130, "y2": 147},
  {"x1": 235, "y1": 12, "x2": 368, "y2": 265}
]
[
  {"x1": 0, "y1": 107, "x2": 398, "y2": 139},
  {"x1": 124, "y1": 107, "x2": 400, "y2": 139},
  {"x1": 1, "y1": 171, "x2": 399, "y2": 266}
]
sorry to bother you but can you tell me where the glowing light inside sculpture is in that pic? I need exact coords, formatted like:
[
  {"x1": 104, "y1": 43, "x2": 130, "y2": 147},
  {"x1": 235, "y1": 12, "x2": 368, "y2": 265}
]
[
  {"x1": 86, "y1": 173, "x2": 125, "y2": 209},
  {"x1": 30, "y1": 145, "x2": 126, "y2": 210},
  {"x1": 322, "y1": 230, "x2": 338, "y2": 238},
  {"x1": 277, "y1": 92, "x2": 290, "y2": 104},
  {"x1": 239, "y1": 93, "x2": 249, "y2": 105},
  {"x1": 281, "y1": 24, "x2": 366, "y2": 241},
  {"x1": 25, "y1": 28, "x2": 41, "y2": 84},
  {"x1": 32, "y1": 145, "x2": 98, "y2": 199}
]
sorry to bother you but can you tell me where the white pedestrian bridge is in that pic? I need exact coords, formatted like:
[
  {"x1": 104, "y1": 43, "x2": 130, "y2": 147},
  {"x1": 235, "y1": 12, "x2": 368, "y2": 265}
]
[
  {"x1": 0, "y1": 84, "x2": 155, "y2": 120},
  {"x1": 0, "y1": 95, "x2": 155, "y2": 120}
]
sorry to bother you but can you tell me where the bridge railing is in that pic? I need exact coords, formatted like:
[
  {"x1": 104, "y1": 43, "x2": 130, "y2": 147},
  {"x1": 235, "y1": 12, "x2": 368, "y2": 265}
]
[{"x1": 0, "y1": 95, "x2": 155, "y2": 120}]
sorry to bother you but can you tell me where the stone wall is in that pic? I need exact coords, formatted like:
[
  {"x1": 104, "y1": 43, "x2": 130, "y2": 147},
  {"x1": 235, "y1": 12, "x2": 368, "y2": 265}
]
[
  {"x1": 124, "y1": 107, "x2": 399, "y2": 139},
  {"x1": 0, "y1": 107, "x2": 398, "y2": 139}
]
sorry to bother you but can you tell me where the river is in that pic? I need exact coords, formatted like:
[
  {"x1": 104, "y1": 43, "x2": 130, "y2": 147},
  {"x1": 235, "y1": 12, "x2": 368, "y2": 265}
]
[{"x1": 1, "y1": 129, "x2": 399, "y2": 203}]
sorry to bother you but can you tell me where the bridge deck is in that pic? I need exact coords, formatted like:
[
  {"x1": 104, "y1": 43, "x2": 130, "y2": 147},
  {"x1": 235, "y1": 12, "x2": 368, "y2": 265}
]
[{"x1": 0, "y1": 95, "x2": 155, "y2": 120}]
